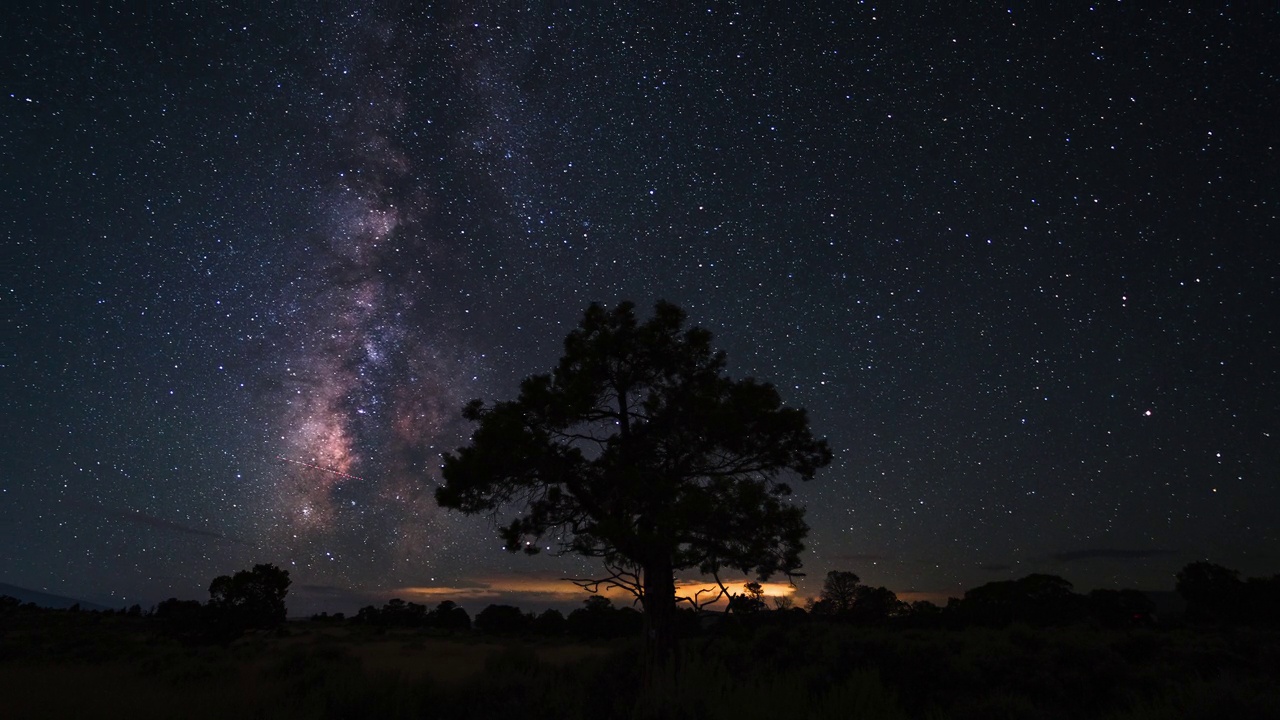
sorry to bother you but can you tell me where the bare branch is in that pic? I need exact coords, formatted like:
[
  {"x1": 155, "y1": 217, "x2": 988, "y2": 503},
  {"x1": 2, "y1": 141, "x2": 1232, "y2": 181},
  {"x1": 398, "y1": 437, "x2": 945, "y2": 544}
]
[{"x1": 562, "y1": 559, "x2": 642, "y2": 600}]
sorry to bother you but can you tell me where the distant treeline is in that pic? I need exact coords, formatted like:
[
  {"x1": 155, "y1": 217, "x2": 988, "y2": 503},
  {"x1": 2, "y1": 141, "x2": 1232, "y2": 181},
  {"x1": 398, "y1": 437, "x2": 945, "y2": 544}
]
[
  {"x1": 291, "y1": 560, "x2": 1280, "y2": 638},
  {"x1": 328, "y1": 593, "x2": 645, "y2": 639},
  {"x1": 5, "y1": 561, "x2": 1277, "y2": 642},
  {"x1": 0, "y1": 563, "x2": 292, "y2": 646},
  {"x1": 792, "y1": 562, "x2": 1280, "y2": 630}
]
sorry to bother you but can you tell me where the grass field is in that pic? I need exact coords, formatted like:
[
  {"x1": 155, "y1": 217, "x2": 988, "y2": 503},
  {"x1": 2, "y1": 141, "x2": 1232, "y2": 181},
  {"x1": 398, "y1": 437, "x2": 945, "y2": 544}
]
[{"x1": 3, "y1": 611, "x2": 1279, "y2": 719}]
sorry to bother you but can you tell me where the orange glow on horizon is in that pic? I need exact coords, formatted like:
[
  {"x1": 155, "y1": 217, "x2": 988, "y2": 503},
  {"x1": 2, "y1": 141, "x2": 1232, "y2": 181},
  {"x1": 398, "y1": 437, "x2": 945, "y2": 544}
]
[{"x1": 390, "y1": 575, "x2": 799, "y2": 608}]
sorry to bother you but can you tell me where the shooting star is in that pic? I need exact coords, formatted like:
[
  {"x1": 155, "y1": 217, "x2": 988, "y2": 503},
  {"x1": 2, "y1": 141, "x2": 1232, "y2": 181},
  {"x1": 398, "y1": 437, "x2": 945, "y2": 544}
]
[{"x1": 277, "y1": 456, "x2": 365, "y2": 482}]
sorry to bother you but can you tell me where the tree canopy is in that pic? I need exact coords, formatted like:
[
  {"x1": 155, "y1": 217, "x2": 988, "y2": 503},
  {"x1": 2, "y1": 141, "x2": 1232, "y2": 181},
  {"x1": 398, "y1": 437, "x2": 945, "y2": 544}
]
[
  {"x1": 208, "y1": 563, "x2": 291, "y2": 630},
  {"x1": 817, "y1": 570, "x2": 861, "y2": 614},
  {"x1": 436, "y1": 300, "x2": 831, "y2": 661}
]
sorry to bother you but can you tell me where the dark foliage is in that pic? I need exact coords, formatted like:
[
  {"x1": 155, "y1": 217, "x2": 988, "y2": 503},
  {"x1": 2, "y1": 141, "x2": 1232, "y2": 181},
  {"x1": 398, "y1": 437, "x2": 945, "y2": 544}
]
[
  {"x1": 565, "y1": 595, "x2": 644, "y2": 639},
  {"x1": 145, "y1": 564, "x2": 292, "y2": 645},
  {"x1": 352, "y1": 599, "x2": 471, "y2": 631},
  {"x1": 475, "y1": 604, "x2": 533, "y2": 635},
  {"x1": 727, "y1": 582, "x2": 767, "y2": 616},
  {"x1": 1177, "y1": 561, "x2": 1243, "y2": 624},
  {"x1": 532, "y1": 608, "x2": 567, "y2": 636},
  {"x1": 816, "y1": 570, "x2": 860, "y2": 614},
  {"x1": 432, "y1": 600, "x2": 473, "y2": 632},
  {"x1": 8, "y1": 563, "x2": 1280, "y2": 719},
  {"x1": 808, "y1": 570, "x2": 906, "y2": 625},
  {"x1": 1087, "y1": 589, "x2": 1157, "y2": 628},
  {"x1": 207, "y1": 563, "x2": 291, "y2": 630},
  {"x1": 6, "y1": 606, "x2": 1280, "y2": 719},
  {"x1": 1177, "y1": 561, "x2": 1280, "y2": 626},
  {"x1": 953, "y1": 574, "x2": 1088, "y2": 628},
  {"x1": 153, "y1": 597, "x2": 239, "y2": 645},
  {"x1": 435, "y1": 300, "x2": 831, "y2": 662}
]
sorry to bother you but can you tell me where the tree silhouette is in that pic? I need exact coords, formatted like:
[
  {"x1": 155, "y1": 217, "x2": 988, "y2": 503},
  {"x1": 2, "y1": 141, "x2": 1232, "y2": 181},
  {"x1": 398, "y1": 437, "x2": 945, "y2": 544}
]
[
  {"x1": 1087, "y1": 588, "x2": 1155, "y2": 628},
  {"x1": 958, "y1": 574, "x2": 1084, "y2": 627},
  {"x1": 436, "y1": 301, "x2": 831, "y2": 666},
  {"x1": 1176, "y1": 561, "x2": 1244, "y2": 624},
  {"x1": 533, "y1": 608, "x2": 567, "y2": 635},
  {"x1": 850, "y1": 585, "x2": 908, "y2": 624},
  {"x1": 728, "y1": 581, "x2": 767, "y2": 615},
  {"x1": 476, "y1": 604, "x2": 533, "y2": 634},
  {"x1": 907, "y1": 600, "x2": 943, "y2": 628},
  {"x1": 431, "y1": 600, "x2": 472, "y2": 632},
  {"x1": 1242, "y1": 575, "x2": 1280, "y2": 626},
  {"x1": 208, "y1": 563, "x2": 291, "y2": 630},
  {"x1": 818, "y1": 570, "x2": 861, "y2": 615},
  {"x1": 565, "y1": 594, "x2": 643, "y2": 639}
]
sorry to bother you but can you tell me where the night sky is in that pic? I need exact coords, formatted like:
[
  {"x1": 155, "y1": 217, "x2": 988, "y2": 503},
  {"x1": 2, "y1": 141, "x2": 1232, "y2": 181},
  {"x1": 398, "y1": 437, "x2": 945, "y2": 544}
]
[{"x1": 3, "y1": 2, "x2": 1277, "y2": 615}]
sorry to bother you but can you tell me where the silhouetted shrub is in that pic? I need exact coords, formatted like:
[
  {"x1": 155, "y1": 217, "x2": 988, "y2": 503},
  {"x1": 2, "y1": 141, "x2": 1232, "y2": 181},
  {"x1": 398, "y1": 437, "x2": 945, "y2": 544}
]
[
  {"x1": 532, "y1": 608, "x2": 566, "y2": 636},
  {"x1": 1087, "y1": 589, "x2": 1156, "y2": 628},
  {"x1": 207, "y1": 563, "x2": 291, "y2": 630},
  {"x1": 475, "y1": 604, "x2": 532, "y2": 635},
  {"x1": 430, "y1": 600, "x2": 471, "y2": 632}
]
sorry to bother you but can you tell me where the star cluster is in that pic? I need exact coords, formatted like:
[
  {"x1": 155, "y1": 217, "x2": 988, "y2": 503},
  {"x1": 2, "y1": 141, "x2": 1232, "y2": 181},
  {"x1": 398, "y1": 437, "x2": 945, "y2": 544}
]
[{"x1": 2, "y1": 2, "x2": 1276, "y2": 612}]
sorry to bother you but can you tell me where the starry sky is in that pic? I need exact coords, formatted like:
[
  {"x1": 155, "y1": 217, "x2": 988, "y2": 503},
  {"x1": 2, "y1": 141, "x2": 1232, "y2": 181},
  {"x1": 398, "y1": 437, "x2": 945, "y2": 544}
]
[{"x1": 3, "y1": 2, "x2": 1277, "y2": 615}]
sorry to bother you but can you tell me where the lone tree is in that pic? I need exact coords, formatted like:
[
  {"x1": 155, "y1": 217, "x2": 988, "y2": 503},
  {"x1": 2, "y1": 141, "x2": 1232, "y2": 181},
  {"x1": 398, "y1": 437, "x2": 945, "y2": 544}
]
[
  {"x1": 437, "y1": 301, "x2": 831, "y2": 663},
  {"x1": 817, "y1": 570, "x2": 861, "y2": 615},
  {"x1": 208, "y1": 563, "x2": 291, "y2": 630},
  {"x1": 1176, "y1": 561, "x2": 1244, "y2": 623}
]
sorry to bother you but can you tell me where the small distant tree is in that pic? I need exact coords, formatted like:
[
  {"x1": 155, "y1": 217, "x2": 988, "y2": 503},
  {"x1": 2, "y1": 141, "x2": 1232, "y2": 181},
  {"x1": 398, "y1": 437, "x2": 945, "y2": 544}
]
[
  {"x1": 533, "y1": 608, "x2": 567, "y2": 636},
  {"x1": 729, "y1": 582, "x2": 767, "y2": 615},
  {"x1": 475, "y1": 604, "x2": 531, "y2": 635},
  {"x1": 1242, "y1": 575, "x2": 1280, "y2": 626},
  {"x1": 0, "y1": 595, "x2": 20, "y2": 615},
  {"x1": 850, "y1": 585, "x2": 907, "y2": 624},
  {"x1": 154, "y1": 597, "x2": 209, "y2": 643},
  {"x1": 430, "y1": 600, "x2": 472, "y2": 632},
  {"x1": 567, "y1": 595, "x2": 641, "y2": 639},
  {"x1": 910, "y1": 600, "x2": 940, "y2": 615},
  {"x1": 1087, "y1": 589, "x2": 1156, "y2": 628},
  {"x1": 959, "y1": 574, "x2": 1084, "y2": 627},
  {"x1": 1176, "y1": 561, "x2": 1243, "y2": 624},
  {"x1": 406, "y1": 601, "x2": 429, "y2": 626},
  {"x1": 907, "y1": 600, "x2": 943, "y2": 628},
  {"x1": 208, "y1": 563, "x2": 291, "y2": 630},
  {"x1": 155, "y1": 597, "x2": 203, "y2": 619},
  {"x1": 819, "y1": 570, "x2": 861, "y2": 615},
  {"x1": 381, "y1": 598, "x2": 409, "y2": 625}
]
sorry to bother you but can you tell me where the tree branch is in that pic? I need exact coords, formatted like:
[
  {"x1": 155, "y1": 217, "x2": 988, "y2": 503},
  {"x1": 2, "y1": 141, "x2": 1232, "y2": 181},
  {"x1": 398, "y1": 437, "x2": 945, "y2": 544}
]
[{"x1": 562, "y1": 559, "x2": 643, "y2": 601}]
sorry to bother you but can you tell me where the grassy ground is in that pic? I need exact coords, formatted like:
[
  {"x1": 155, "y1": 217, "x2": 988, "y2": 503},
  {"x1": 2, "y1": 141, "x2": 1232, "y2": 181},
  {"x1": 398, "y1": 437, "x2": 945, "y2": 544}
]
[{"x1": 3, "y1": 612, "x2": 1279, "y2": 719}]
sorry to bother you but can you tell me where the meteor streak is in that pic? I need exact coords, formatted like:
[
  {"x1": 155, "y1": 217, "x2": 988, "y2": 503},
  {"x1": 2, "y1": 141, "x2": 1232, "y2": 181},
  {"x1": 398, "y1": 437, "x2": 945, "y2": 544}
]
[{"x1": 277, "y1": 456, "x2": 364, "y2": 482}]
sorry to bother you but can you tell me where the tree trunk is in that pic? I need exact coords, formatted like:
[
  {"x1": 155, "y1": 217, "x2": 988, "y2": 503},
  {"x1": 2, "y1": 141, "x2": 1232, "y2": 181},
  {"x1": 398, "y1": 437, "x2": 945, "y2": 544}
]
[{"x1": 640, "y1": 556, "x2": 678, "y2": 683}]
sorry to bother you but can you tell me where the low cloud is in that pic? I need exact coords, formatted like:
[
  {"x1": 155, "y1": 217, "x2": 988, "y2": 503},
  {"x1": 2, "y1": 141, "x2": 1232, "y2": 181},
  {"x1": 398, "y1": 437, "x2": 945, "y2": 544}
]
[{"x1": 896, "y1": 590, "x2": 954, "y2": 605}]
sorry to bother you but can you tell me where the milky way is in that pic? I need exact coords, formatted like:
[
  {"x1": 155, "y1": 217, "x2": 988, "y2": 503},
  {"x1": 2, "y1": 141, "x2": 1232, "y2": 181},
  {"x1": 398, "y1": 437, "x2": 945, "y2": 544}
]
[{"x1": 264, "y1": 9, "x2": 479, "y2": 582}]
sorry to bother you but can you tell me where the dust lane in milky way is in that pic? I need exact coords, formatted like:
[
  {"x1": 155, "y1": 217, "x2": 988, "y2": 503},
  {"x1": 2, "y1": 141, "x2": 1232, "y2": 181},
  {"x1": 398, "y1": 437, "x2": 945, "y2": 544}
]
[{"x1": 263, "y1": 10, "x2": 481, "y2": 584}]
